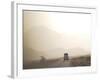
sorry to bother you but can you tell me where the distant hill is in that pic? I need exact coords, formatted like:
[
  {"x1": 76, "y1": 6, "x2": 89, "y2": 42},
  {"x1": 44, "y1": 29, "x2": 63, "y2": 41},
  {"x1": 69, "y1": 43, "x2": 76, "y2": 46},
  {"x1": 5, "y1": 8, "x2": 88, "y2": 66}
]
[
  {"x1": 23, "y1": 47, "x2": 46, "y2": 63},
  {"x1": 23, "y1": 47, "x2": 90, "y2": 63},
  {"x1": 23, "y1": 25, "x2": 90, "y2": 68}
]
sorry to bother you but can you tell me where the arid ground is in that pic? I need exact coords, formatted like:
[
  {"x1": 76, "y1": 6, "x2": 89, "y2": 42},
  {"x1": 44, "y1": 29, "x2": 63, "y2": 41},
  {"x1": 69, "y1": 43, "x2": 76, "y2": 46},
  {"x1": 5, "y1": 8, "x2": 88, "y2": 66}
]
[{"x1": 23, "y1": 55, "x2": 91, "y2": 69}]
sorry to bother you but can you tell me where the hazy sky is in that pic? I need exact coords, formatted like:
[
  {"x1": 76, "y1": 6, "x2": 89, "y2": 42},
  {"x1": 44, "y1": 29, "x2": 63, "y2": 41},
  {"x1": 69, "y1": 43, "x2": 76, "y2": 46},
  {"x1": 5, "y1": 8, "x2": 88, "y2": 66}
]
[{"x1": 23, "y1": 11, "x2": 91, "y2": 60}]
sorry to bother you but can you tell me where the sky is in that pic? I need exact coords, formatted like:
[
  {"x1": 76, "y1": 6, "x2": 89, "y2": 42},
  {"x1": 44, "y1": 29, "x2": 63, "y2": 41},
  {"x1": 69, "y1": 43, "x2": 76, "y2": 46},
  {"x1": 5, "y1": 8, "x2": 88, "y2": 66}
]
[{"x1": 23, "y1": 10, "x2": 91, "y2": 60}]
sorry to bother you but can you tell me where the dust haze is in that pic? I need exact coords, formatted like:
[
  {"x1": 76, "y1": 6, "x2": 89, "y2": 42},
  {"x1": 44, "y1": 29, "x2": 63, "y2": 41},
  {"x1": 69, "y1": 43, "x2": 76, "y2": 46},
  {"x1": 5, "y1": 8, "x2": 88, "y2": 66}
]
[{"x1": 23, "y1": 11, "x2": 91, "y2": 69}]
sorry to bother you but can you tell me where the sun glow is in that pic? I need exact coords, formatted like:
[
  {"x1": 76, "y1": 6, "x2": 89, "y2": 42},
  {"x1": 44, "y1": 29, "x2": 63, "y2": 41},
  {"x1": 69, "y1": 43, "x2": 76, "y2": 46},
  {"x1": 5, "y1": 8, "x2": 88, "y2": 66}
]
[
  {"x1": 24, "y1": 11, "x2": 91, "y2": 52},
  {"x1": 46, "y1": 12, "x2": 91, "y2": 34}
]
